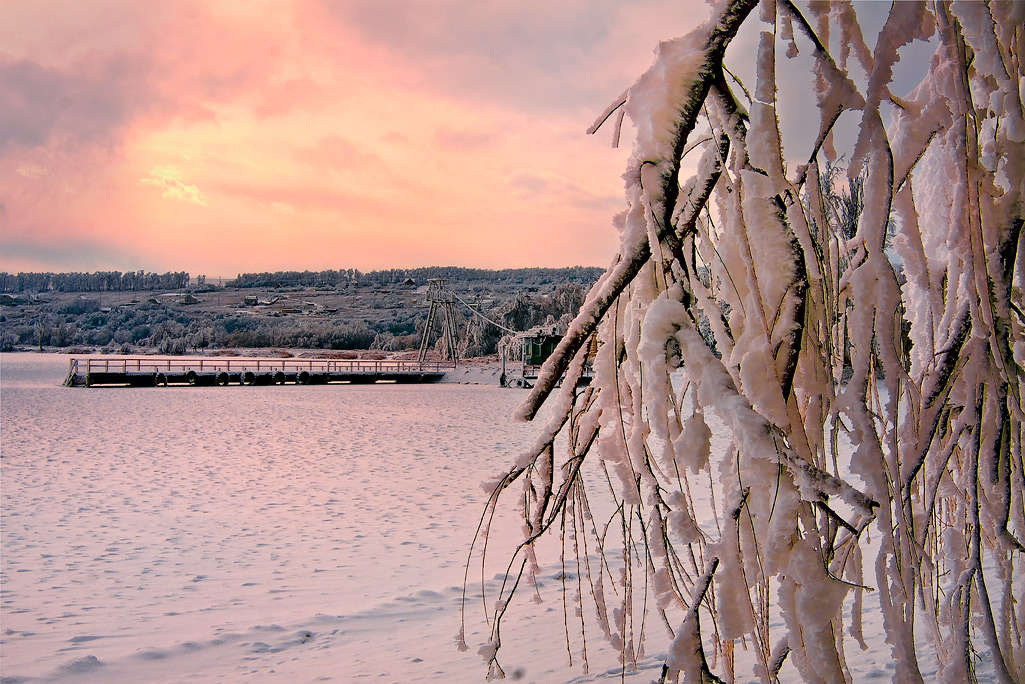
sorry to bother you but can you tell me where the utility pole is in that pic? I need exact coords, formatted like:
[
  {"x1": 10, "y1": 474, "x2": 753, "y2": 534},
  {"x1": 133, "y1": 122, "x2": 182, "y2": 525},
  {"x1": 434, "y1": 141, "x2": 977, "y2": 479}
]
[{"x1": 418, "y1": 279, "x2": 458, "y2": 363}]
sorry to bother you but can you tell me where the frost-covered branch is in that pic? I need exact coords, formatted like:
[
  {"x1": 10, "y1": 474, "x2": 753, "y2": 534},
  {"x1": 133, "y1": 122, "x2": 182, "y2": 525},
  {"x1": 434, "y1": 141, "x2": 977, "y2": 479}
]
[
  {"x1": 518, "y1": 0, "x2": 758, "y2": 422},
  {"x1": 471, "y1": 1, "x2": 1025, "y2": 681}
]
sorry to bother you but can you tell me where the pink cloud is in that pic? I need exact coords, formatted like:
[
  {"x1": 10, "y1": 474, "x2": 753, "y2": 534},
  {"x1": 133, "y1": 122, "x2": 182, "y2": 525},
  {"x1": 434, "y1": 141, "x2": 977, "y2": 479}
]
[
  {"x1": 0, "y1": 0, "x2": 702, "y2": 276},
  {"x1": 138, "y1": 167, "x2": 207, "y2": 206}
]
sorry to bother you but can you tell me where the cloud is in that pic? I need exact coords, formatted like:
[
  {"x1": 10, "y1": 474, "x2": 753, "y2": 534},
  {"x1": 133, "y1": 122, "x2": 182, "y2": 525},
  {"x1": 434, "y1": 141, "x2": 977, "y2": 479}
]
[
  {"x1": 0, "y1": 0, "x2": 704, "y2": 276},
  {"x1": 269, "y1": 201, "x2": 296, "y2": 214},
  {"x1": 0, "y1": 55, "x2": 128, "y2": 152},
  {"x1": 0, "y1": 236, "x2": 141, "y2": 273},
  {"x1": 308, "y1": 0, "x2": 689, "y2": 114},
  {"x1": 138, "y1": 167, "x2": 207, "y2": 206},
  {"x1": 0, "y1": 1, "x2": 294, "y2": 158},
  {"x1": 294, "y1": 135, "x2": 383, "y2": 173},
  {"x1": 15, "y1": 164, "x2": 49, "y2": 179},
  {"x1": 509, "y1": 172, "x2": 549, "y2": 194},
  {"x1": 433, "y1": 128, "x2": 498, "y2": 150}
]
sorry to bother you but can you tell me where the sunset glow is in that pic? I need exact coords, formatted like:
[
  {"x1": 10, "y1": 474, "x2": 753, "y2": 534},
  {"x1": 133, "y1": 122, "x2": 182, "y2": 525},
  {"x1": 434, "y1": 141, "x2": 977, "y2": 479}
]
[{"x1": 0, "y1": 0, "x2": 708, "y2": 277}]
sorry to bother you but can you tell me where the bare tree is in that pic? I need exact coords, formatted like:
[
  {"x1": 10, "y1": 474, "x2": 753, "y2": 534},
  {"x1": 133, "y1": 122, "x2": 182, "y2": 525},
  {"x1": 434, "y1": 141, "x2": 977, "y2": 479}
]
[{"x1": 466, "y1": 1, "x2": 1024, "y2": 682}]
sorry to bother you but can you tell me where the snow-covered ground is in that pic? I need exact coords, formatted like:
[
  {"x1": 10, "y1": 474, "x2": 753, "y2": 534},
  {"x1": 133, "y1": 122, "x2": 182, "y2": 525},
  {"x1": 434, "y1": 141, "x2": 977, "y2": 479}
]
[
  {"x1": 0, "y1": 353, "x2": 940, "y2": 683},
  {"x1": 0, "y1": 353, "x2": 659, "y2": 683}
]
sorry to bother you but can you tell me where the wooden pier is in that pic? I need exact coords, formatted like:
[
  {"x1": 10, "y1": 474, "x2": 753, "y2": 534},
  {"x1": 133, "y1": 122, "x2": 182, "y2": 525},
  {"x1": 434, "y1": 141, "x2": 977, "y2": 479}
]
[{"x1": 65, "y1": 357, "x2": 457, "y2": 388}]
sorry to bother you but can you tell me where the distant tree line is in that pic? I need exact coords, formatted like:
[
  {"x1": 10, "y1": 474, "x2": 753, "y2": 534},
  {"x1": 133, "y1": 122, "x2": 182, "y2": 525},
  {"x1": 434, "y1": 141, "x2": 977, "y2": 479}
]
[
  {"x1": 228, "y1": 266, "x2": 603, "y2": 289},
  {"x1": 1, "y1": 267, "x2": 604, "y2": 295},
  {"x1": 0, "y1": 271, "x2": 193, "y2": 293}
]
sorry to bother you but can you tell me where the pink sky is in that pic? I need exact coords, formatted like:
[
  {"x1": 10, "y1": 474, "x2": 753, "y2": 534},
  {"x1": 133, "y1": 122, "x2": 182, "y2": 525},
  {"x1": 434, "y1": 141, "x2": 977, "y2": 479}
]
[
  {"x1": 0, "y1": 2, "x2": 927, "y2": 278},
  {"x1": 0, "y1": 0, "x2": 714, "y2": 277}
]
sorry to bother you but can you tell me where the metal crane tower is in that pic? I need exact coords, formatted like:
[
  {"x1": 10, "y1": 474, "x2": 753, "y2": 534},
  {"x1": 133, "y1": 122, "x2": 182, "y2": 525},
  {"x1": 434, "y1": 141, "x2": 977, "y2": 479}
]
[{"x1": 418, "y1": 279, "x2": 459, "y2": 362}]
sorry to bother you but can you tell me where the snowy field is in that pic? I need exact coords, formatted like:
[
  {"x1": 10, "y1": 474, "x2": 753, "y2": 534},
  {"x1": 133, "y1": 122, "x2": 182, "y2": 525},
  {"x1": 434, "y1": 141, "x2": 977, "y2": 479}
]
[
  {"x1": 0, "y1": 353, "x2": 939, "y2": 683},
  {"x1": 1, "y1": 353, "x2": 667, "y2": 683}
]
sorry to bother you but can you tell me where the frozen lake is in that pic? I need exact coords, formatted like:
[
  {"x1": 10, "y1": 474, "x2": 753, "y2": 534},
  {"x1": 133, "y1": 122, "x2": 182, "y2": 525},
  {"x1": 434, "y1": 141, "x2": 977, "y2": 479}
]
[
  {"x1": 4, "y1": 353, "x2": 979, "y2": 683},
  {"x1": 1, "y1": 353, "x2": 660, "y2": 683}
]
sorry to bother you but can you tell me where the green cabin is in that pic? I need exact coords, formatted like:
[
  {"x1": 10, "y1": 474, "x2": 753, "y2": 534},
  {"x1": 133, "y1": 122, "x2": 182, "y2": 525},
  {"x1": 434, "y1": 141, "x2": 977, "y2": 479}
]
[{"x1": 521, "y1": 333, "x2": 562, "y2": 370}]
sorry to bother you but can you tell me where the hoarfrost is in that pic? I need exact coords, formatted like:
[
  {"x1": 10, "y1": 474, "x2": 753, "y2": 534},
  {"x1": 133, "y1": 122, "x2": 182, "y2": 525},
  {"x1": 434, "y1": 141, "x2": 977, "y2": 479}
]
[{"x1": 467, "y1": 1, "x2": 1024, "y2": 681}]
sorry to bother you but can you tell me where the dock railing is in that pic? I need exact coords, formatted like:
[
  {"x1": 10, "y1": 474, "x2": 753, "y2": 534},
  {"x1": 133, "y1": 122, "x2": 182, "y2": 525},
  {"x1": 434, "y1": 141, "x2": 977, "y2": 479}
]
[
  {"x1": 65, "y1": 356, "x2": 458, "y2": 386},
  {"x1": 70, "y1": 357, "x2": 455, "y2": 374}
]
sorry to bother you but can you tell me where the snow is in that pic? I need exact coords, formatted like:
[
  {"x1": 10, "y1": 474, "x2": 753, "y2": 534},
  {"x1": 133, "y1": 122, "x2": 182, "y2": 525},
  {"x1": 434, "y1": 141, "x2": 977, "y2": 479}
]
[
  {"x1": 621, "y1": 33, "x2": 707, "y2": 173},
  {"x1": 2, "y1": 352, "x2": 1013, "y2": 682},
  {"x1": 0, "y1": 353, "x2": 642, "y2": 683}
]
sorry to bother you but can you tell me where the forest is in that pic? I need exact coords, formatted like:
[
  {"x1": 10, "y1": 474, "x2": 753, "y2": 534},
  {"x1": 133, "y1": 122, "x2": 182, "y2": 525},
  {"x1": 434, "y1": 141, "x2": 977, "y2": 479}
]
[
  {"x1": 227, "y1": 265, "x2": 603, "y2": 289},
  {"x1": 0, "y1": 270, "x2": 192, "y2": 294},
  {"x1": 0, "y1": 266, "x2": 603, "y2": 295}
]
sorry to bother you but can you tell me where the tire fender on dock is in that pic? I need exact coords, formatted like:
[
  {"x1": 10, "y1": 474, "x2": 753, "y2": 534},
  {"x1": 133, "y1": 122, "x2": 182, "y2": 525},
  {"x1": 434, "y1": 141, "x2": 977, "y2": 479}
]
[
  {"x1": 216, "y1": 371, "x2": 230, "y2": 386},
  {"x1": 186, "y1": 370, "x2": 198, "y2": 385},
  {"x1": 297, "y1": 370, "x2": 310, "y2": 385},
  {"x1": 273, "y1": 371, "x2": 286, "y2": 384},
  {"x1": 154, "y1": 373, "x2": 168, "y2": 387},
  {"x1": 241, "y1": 371, "x2": 256, "y2": 385}
]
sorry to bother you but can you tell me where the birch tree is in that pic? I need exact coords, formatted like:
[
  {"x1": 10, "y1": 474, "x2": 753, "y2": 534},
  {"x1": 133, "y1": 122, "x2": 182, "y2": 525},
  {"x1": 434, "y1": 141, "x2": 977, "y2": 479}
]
[{"x1": 466, "y1": 0, "x2": 1024, "y2": 681}]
